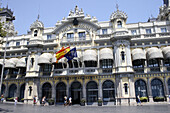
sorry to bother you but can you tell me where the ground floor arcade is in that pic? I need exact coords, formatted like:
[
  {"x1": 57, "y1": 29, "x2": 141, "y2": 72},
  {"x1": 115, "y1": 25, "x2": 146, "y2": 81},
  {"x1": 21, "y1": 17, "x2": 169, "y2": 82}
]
[{"x1": 1, "y1": 73, "x2": 170, "y2": 105}]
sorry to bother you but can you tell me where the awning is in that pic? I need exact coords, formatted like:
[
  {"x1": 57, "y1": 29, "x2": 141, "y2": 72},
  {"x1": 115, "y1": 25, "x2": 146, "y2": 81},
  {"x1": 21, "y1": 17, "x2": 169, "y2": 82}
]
[
  {"x1": 52, "y1": 54, "x2": 67, "y2": 64},
  {"x1": 38, "y1": 53, "x2": 53, "y2": 64},
  {"x1": 83, "y1": 50, "x2": 97, "y2": 61},
  {"x1": 5, "y1": 58, "x2": 18, "y2": 68},
  {"x1": 162, "y1": 46, "x2": 170, "y2": 59},
  {"x1": 132, "y1": 48, "x2": 146, "y2": 61},
  {"x1": 147, "y1": 47, "x2": 163, "y2": 59},
  {"x1": 99, "y1": 48, "x2": 113, "y2": 60},
  {"x1": 16, "y1": 57, "x2": 26, "y2": 67}
]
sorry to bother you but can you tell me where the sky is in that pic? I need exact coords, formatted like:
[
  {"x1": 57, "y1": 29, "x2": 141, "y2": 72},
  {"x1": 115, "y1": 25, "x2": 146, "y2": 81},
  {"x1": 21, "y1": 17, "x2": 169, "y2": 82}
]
[{"x1": 1, "y1": 0, "x2": 163, "y2": 35}]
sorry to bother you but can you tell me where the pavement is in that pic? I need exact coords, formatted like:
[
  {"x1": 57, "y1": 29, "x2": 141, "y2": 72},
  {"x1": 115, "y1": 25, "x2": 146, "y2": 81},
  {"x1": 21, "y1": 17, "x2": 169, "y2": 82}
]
[{"x1": 0, "y1": 102, "x2": 170, "y2": 113}]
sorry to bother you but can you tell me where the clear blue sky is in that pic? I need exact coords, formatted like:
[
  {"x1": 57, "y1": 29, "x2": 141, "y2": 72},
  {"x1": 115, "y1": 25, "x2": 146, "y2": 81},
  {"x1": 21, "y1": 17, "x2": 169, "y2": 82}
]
[{"x1": 2, "y1": 0, "x2": 163, "y2": 35}]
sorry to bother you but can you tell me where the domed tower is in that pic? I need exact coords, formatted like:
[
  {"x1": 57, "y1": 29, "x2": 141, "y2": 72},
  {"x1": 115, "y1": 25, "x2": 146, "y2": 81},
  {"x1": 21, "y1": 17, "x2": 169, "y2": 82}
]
[
  {"x1": 110, "y1": 5, "x2": 135, "y2": 105},
  {"x1": 24, "y1": 18, "x2": 44, "y2": 104},
  {"x1": 157, "y1": 0, "x2": 170, "y2": 21},
  {"x1": 110, "y1": 5, "x2": 128, "y2": 35}
]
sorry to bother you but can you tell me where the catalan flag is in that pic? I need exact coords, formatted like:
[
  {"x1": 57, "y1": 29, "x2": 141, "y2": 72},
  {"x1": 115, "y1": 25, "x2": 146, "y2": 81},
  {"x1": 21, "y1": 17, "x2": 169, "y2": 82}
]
[
  {"x1": 56, "y1": 47, "x2": 70, "y2": 63},
  {"x1": 64, "y1": 47, "x2": 77, "y2": 61}
]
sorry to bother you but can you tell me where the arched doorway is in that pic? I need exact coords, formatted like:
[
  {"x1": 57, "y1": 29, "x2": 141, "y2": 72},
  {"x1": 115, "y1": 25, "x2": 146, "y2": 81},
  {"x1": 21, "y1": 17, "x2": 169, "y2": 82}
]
[
  {"x1": 20, "y1": 83, "x2": 25, "y2": 101},
  {"x1": 151, "y1": 78, "x2": 165, "y2": 101},
  {"x1": 71, "y1": 81, "x2": 82, "y2": 104},
  {"x1": 8, "y1": 84, "x2": 17, "y2": 98},
  {"x1": 168, "y1": 78, "x2": 170, "y2": 95},
  {"x1": 102, "y1": 80, "x2": 115, "y2": 102},
  {"x1": 1, "y1": 84, "x2": 5, "y2": 95},
  {"x1": 42, "y1": 83, "x2": 52, "y2": 99},
  {"x1": 135, "y1": 79, "x2": 148, "y2": 97},
  {"x1": 56, "y1": 82, "x2": 66, "y2": 104},
  {"x1": 86, "y1": 81, "x2": 98, "y2": 104}
]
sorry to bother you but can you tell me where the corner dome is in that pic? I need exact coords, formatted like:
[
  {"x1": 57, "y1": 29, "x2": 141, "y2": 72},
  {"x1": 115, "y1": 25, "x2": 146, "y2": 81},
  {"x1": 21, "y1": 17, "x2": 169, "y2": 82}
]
[
  {"x1": 110, "y1": 9, "x2": 128, "y2": 21},
  {"x1": 30, "y1": 19, "x2": 44, "y2": 30}
]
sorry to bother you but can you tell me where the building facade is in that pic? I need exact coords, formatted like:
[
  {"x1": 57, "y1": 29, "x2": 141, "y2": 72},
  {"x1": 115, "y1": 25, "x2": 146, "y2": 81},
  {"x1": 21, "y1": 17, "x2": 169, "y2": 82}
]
[{"x1": 0, "y1": 1, "x2": 170, "y2": 106}]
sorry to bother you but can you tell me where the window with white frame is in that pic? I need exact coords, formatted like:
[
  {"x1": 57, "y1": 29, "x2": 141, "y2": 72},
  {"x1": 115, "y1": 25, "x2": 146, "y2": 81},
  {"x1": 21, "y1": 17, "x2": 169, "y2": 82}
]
[
  {"x1": 67, "y1": 33, "x2": 74, "y2": 41},
  {"x1": 16, "y1": 42, "x2": 20, "y2": 46},
  {"x1": 161, "y1": 28, "x2": 167, "y2": 33},
  {"x1": 102, "y1": 29, "x2": 107, "y2": 34},
  {"x1": 117, "y1": 21, "x2": 122, "y2": 28},
  {"x1": 47, "y1": 34, "x2": 52, "y2": 40},
  {"x1": 79, "y1": 32, "x2": 86, "y2": 40},
  {"x1": 131, "y1": 30, "x2": 137, "y2": 35},
  {"x1": 146, "y1": 29, "x2": 152, "y2": 34}
]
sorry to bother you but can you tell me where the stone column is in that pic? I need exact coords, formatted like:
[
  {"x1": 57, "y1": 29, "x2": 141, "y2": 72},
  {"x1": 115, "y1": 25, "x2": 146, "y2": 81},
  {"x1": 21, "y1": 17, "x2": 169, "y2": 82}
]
[
  {"x1": 98, "y1": 78, "x2": 102, "y2": 99},
  {"x1": 163, "y1": 76, "x2": 169, "y2": 101},
  {"x1": 4, "y1": 82, "x2": 8, "y2": 98},
  {"x1": 16, "y1": 82, "x2": 20, "y2": 98},
  {"x1": 147, "y1": 77, "x2": 153, "y2": 102},
  {"x1": 66, "y1": 78, "x2": 69, "y2": 97},
  {"x1": 125, "y1": 45, "x2": 132, "y2": 70},
  {"x1": 82, "y1": 77, "x2": 86, "y2": 99},
  {"x1": 120, "y1": 77, "x2": 123, "y2": 97},
  {"x1": 97, "y1": 49, "x2": 100, "y2": 68},
  {"x1": 128, "y1": 77, "x2": 131, "y2": 97},
  {"x1": 52, "y1": 80, "x2": 56, "y2": 103}
]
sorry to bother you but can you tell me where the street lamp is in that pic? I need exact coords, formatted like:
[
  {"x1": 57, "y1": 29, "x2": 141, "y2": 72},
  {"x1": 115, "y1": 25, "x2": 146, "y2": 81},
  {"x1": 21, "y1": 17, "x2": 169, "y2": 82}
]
[{"x1": 0, "y1": 36, "x2": 8, "y2": 95}]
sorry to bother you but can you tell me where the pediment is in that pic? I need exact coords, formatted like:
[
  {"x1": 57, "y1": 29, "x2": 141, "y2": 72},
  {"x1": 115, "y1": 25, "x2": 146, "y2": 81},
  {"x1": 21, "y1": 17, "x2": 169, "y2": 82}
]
[{"x1": 52, "y1": 19, "x2": 100, "y2": 35}]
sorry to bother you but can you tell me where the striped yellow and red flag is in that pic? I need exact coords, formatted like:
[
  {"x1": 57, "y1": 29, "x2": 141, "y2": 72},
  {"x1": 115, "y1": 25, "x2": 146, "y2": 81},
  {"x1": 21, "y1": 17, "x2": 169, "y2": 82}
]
[{"x1": 56, "y1": 47, "x2": 70, "y2": 63}]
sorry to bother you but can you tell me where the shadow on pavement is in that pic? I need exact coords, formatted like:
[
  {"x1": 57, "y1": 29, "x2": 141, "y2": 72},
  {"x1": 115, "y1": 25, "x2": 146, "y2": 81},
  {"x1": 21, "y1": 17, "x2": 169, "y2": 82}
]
[{"x1": 0, "y1": 108, "x2": 13, "y2": 113}]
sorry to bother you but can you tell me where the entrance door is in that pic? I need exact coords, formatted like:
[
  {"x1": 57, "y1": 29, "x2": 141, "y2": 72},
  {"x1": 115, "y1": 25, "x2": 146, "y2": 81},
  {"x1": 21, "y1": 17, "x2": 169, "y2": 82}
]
[{"x1": 71, "y1": 81, "x2": 82, "y2": 104}]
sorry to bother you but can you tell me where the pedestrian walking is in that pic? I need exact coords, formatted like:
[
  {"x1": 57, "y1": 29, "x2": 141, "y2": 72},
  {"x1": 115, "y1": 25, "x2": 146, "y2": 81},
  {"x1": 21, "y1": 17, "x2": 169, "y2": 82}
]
[
  {"x1": 42, "y1": 96, "x2": 46, "y2": 106},
  {"x1": 33, "y1": 95, "x2": 38, "y2": 105},
  {"x1": 137, "y1": 94, "x2": 141, "y2": 106},
  {"x1": 64, "y1": 96, "x2": 67, "y2": 106},
  {"x1": 14, "y1": 97, "x2": 18, "y2": 105},
  {"x1": 69, "y1": 96, "x2": 72, "y2": 106},
  {"x1": 1, "y1": 94, "x2": 4, "y2": 103}
]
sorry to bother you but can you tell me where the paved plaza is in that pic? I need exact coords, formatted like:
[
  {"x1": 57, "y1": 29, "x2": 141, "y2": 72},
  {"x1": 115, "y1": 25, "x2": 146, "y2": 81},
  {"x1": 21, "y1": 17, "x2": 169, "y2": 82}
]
[{"x1": 0, "y1": 103, "x2": 170, "y2": 113}]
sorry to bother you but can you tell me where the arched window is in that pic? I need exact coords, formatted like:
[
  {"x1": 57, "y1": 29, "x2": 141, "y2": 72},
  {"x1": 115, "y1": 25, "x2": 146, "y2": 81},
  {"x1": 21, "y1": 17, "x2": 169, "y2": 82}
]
[
  {"x1": 121, "y1": 51, "x2": 125, "y2": 61},
  {"x1": 56, "y1": 82, "x2": 66, "y2": 103},
  {"x1": 86, "y1": 81, "x2": 98, "y2": 103},
  {"x1": 34, "y1": 30, "x2": 38, "y2": 37},
  {"x1": 168, "y1": 79, "x2": 170, "y2": 95},
  {"x1": 102, "y1": 80, "x2": 115, "y2": 102},
  {"x1": 71, "y1": 81, "x2": 82, "y2": 104},
  {"x1": 124, "y1": 83, "x2": 128, "y2": 94},
  {"x1": 117, "y1": 21, "x2": 122, "y2": 28},
  {"x1": 151, "y1": 78, "x2": 164, "y2": 99},
  {"x1": 135, "y1": 79, "x2": 147, "y2": 97},
  {"x1": 20, "y1": 84, "x2": 25, "y2": 100},
  {"x1": 8, "y1": 84, "x2": 17, "y2": 98},
  {"x1": 42, "y1": 83, "x2": 52, "y2": 99}
]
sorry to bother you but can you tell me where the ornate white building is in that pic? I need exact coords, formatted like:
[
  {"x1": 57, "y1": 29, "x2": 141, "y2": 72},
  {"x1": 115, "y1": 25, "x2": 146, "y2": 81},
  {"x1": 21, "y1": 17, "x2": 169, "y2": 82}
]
[{"x1": 0, "y1": 0, "x2": 170, "y2": 106}]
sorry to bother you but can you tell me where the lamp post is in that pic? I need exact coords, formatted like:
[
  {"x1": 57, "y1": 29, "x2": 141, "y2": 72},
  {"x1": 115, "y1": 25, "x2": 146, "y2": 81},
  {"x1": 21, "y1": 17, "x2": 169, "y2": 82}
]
[{"x1": 0, "y1": 36, "x2": 8, "y2": 95}]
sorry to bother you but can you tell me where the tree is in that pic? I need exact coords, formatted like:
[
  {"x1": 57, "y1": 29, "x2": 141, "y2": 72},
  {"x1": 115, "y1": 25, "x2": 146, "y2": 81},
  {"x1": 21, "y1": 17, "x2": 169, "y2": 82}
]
[{"x1": 0, "y1": 21, "x2": 7, "y2": 37}]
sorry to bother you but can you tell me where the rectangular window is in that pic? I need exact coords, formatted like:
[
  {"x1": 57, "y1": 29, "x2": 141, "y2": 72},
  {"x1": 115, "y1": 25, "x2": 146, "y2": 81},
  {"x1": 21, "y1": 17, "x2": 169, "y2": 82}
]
[
  {"x1": 146, "y1": 29, "x2": 152, "y2": 34},
  {"x1": 79, "y1": 32, "x2": 86, "y2": 40},
  {"x1": 131, "y1": 30, "x2": 137, "y2": 35},
  {"x1": 47, "y1": 34, "x2": 52, "y2": 40},
  {"x1": 67, "y1": 33, "x2": 74, "y2": 41},
  {"x1": 16, "y1": 42, "x2": 20, "y2": 46},
  {"x1": 102, "y1": 29, "x2": 107, "y2": 34},
  {"x1": 161, "y1": 28, "x2": 167, "y2": 33}
]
